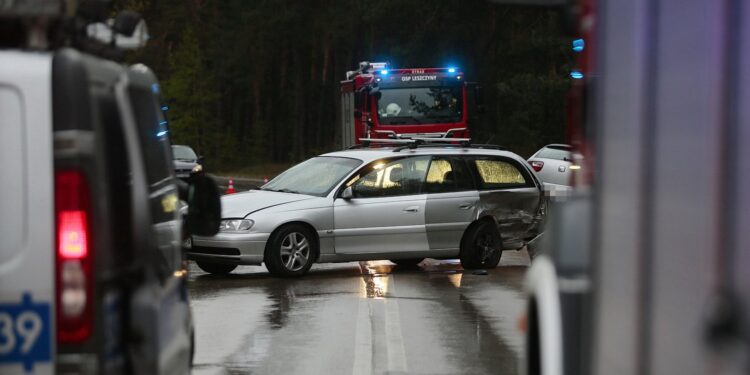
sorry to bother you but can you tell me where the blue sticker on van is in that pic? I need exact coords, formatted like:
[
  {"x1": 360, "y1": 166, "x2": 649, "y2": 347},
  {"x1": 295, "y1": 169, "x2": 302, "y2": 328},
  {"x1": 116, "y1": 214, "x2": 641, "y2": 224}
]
[{"x1": 0, "y1": 293, "x2": 52, "y2": 372}]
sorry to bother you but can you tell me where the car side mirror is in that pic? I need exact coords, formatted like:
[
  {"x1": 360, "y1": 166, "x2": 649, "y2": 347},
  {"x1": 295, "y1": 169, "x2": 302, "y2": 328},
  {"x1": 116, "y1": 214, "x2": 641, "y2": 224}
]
[
  {"x1": 197, "y1": 155, "x2": 205, "y2": 164},
  {"x1": 341, "y1": 186, "x2": 354, "y2": 200},
  {"x1": 185, "y1": 174, "x2": 221, "y2": 236},
  {"x1": 113, "y1": 10, "x2": 143, "y2": 37},
  {"x1": 369, "y1": 86, "x2": 382, "y2": 100}
]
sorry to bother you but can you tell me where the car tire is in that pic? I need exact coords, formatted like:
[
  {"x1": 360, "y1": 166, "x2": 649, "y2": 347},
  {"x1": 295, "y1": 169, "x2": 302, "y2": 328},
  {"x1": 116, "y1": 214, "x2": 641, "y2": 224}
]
[
  {"x1": 460, "y1": 220, "x2": 502, "y2": 270},
  {"x1": 189, "y1": 327, "x2": 195, "y2": 367},
  {"x1": 196, "y1": 261, "x2": 237, "y2": 275},
  {"x1": 265, "y1": 224, "x2": 317, "y2": 277},
  {"x1": 390, "y1": 258, "x2": 424, "y2": 267},
  {"x1": 526, "y1": 245, "x2": 537, "y2": 260}
]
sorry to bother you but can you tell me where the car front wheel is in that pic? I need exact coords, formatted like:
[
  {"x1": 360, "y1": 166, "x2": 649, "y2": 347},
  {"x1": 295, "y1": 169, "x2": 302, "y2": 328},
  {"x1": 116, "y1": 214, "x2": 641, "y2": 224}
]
[
  {"x1": 265, "y1": 224, "x2": 316, "y2": 277},
  {"x1": 460, "y1": 221, "x2": 502, "y2": 270}
]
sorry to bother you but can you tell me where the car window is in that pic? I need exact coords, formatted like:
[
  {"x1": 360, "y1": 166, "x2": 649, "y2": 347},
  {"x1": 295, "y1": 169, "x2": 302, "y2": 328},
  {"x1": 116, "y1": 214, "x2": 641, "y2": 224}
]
[
  {"x1": 536, "y1": 147, "x2": 572, "y2": 161},
  {"x1": 451, "y1": 158, "x2": 475, "y2": 191},
  {"x1": 128, "y1": 86, "x2": 172, "y2": 187},
  {"x1": 352, "y1": 156, "x2": 430, "y2": 198},
  {"x1": 425, "y1": 158, "x2": 455, "y2": 193},
  {"x1": 128, "y1": 84, "x2": 180, "y2": 275},
  {"x1": 424, "y1": 157, "x2": 474, "y2": 193},
  {"x1": 263, "y1": 156, "x2": 362, "y2": 197},
  {"x1": 471, "y1": 158, "x2": 531, "y2": 189},
  {"x1": 172, "y1": 145, "x2": 197, "y2": 161}
]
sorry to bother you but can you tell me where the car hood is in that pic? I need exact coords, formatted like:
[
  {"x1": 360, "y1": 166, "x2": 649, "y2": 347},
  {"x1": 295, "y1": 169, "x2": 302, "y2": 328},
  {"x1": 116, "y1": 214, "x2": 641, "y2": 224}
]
[{"x1": 221, "y1": 190, "x2": 316, "y2": 218}]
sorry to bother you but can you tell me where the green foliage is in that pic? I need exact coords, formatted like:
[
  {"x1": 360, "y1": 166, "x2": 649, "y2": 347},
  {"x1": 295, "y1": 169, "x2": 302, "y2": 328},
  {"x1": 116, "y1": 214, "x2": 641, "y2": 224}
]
[{"x1": 127, "y1": 0, "x2": 570, "y2": 169}]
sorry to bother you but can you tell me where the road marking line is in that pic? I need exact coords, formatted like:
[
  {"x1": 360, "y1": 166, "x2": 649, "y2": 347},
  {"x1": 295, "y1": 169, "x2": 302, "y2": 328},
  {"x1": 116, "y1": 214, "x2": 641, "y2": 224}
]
[
  {"x1": 384, "y1": 275, "x2": 408, "y2": 373},
  {"x1": 352, "y1": 284, "x2": 373, "y2": 375}
]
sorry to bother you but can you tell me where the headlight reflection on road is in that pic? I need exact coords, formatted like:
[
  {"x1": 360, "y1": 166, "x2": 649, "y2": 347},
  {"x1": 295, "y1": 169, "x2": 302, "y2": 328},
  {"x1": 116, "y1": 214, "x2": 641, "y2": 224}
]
[
  {"x1": 359, "y1": 261, "x2": 391, "y2": 299},
  {"x1": 360, "y1": 274, "x2": 389, "y2": 299},
  {"x1": 448, "y1": 273, "x2": 463, "y2": 288}
]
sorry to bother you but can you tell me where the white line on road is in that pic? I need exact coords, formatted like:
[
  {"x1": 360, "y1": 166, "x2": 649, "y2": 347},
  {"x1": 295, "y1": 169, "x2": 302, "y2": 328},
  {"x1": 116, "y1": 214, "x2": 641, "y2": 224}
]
[
  {"x1": 352, "y1": 295, "x2": 373, "y2": 375},
  {"x1": 384, "y1": 275, "x2": 408, "y2": 373}
]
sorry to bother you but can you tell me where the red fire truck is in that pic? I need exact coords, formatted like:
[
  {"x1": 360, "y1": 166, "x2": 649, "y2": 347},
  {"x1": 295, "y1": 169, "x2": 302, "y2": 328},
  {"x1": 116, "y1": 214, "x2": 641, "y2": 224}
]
[{"x1": 340, "y1": 62, "x2": 480, "y2": 148}]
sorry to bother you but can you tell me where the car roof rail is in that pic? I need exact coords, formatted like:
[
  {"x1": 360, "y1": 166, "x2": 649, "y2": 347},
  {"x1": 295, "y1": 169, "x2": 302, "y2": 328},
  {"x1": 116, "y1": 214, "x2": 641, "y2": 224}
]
[
  {"x1": 353, "y1": 138, "x2": 508, "y2": 153},
  {"x1": 468, "y1": 144, "x2": 508, "y2": 151}
]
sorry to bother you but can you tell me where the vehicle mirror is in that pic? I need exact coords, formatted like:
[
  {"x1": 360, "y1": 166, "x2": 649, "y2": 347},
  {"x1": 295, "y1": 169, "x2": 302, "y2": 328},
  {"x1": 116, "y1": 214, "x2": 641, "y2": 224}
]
[
  {"x1": 185, "y1": 174, "x2": 221, "y2": 236},
  {"x1": 113, "y1": 10, "x2": 143, "y2": 37},
  {"x1": 87, "y1": 16, "x2": 149, "y2": 50},
  {"x1": 341, "y1": 186, "x2": 354, "y2": 200},
  {"x1": 197, "y1": 155, "x2": 205, "y2": 164},
  {"x1": 370, "y1": 86, "x2": 382, "y2": 100}
]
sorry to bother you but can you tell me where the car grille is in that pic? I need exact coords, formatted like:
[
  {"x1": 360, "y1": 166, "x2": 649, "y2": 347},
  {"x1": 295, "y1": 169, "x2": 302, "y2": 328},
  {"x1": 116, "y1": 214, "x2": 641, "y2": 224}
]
[{"x1": 190, "y1": 246, "x2": 240, "y2": 256}]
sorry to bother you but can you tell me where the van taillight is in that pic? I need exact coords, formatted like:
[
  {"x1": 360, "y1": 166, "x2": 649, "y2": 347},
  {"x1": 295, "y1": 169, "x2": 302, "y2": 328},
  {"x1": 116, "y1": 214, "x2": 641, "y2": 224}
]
[
  {"x1": 55, "y1": 170, "x2": 93, "y2": 344},
  {"x1": 530, "y1": 160, "x2": 544, "y2": 172}
]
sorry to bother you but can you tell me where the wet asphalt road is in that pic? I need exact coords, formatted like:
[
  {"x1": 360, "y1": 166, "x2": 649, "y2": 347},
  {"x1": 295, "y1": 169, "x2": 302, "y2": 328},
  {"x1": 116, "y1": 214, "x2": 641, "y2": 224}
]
[{"x1": 188, "y1": 250, "x2": 531, "y2": 375}]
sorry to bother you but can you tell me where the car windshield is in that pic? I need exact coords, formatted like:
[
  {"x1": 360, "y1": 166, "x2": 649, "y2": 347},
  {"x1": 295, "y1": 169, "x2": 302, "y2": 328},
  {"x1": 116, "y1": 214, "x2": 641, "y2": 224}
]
[
  {"x1": 262, "y1": 156, "x2": 362, "y2": 197},
  {"x1": 377, "y1": 86, "x2": 463, "y2": 125},
  {"x1": 172, "y1": 145, "x2": 197, "y2": 161}
]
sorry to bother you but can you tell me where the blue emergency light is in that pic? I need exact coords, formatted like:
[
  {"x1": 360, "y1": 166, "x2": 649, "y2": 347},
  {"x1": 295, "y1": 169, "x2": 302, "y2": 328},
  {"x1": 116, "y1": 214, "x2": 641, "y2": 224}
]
[
  {"x1": 448, "y1": 68, "x2": 456, "y2": 73},
  {"x1": 570, "y1": 70, "x2": 584, "y2": 79},
  {"x1": 380, "y1": 70, "x2": 389, "y2": 75},
  {"x1": 572, "y1": 38, "x2": 585, "y2": 52}
]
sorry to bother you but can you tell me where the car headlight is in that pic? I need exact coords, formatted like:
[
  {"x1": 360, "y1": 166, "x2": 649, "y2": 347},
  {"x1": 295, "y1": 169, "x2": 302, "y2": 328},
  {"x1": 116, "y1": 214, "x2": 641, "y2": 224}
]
[
  {"x1": 192, "y1": 164, "x2": 203, "y2": 173},
  {"x1": 219, "y1": 219, "x2": 254, "y2": 232}
]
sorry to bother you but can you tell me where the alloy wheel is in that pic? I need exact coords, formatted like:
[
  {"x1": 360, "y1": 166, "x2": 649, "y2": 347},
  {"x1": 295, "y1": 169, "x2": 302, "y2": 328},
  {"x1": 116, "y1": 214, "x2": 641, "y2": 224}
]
[{"x1": 279, "y1": 232, "x2": 310, "y2": 271}]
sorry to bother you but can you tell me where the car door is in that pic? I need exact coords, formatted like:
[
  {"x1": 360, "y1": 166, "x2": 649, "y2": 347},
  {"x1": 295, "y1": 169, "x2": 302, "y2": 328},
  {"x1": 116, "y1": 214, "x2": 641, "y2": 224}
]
[
  {"x1": 0, "y1": 53, "x2": 55, "y2": 375},
  {"x1": 334, "y1": 156, "x2": 430, "y2": 254},
  {"x1": 466, "y1": 155, "x2": 542, "y2": 246},
  {"x1": 115, "y1": 69, "x2": 191, "y2": 375},
  {"x1": 424, "y1": 156, "x2": 479, "y2": 251}
]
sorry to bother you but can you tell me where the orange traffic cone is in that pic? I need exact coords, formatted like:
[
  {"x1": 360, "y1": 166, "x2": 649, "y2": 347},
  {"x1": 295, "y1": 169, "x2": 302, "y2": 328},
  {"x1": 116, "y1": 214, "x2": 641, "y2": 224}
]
[
  {"x1": 263, "y1": 176, "x2": 269, "y2": 184},
  {"x1": 225, "y1": 178, "x2": 236, "y2": 194}
]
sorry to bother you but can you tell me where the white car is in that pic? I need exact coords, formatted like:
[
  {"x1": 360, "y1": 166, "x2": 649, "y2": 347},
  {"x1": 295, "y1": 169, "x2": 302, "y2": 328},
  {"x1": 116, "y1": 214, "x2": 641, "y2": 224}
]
[{"x1": 527, "y1": 144, "x2": 579, "y2": 186}]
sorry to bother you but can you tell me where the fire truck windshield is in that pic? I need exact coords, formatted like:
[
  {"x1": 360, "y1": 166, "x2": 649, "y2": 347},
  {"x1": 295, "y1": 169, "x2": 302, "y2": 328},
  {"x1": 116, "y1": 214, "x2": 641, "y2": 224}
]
[{"x1": 376, "y1": 86, "x2": 463, "y2": 125}]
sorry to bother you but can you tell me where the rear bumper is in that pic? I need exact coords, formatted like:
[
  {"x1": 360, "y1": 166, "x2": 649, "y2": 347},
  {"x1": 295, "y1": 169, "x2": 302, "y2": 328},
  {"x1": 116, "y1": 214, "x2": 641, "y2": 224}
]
[
  {"x1": 187, "y1": 232, "x2": 270, "y2": 265},
  {"x1": 57, "y1": 353, "x2": 98, "y2": 375}
]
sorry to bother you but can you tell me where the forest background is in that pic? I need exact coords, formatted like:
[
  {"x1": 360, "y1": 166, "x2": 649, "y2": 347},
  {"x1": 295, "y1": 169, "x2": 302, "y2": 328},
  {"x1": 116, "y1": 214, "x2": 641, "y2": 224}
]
[{"x1": 122, "y1": 0, "x2": 571, "y2": 175}]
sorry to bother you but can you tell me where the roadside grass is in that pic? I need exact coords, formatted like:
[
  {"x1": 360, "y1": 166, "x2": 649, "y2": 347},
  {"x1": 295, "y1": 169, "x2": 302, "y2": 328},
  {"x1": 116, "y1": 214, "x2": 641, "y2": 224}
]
[{"x1": 214, "y1": 162, "x2": 293, "y2": 180}]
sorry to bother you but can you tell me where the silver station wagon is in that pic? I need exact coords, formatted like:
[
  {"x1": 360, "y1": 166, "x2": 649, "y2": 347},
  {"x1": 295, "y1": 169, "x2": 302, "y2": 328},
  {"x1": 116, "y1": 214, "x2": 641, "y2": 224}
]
[{"x1": 189, "y1": 144, "x2": 545, "y2": 276}]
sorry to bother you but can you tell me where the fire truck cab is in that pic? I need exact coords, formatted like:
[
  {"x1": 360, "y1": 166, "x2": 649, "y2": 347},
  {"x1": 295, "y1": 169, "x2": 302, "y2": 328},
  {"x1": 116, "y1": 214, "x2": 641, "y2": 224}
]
[{"x1": 340, "y1": 62, "x2": 480, "y2": 148}]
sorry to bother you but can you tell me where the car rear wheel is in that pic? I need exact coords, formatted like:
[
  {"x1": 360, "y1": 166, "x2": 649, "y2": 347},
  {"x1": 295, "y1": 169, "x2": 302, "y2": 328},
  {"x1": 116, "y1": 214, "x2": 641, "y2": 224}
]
[
  {"x1": 390, "y1": 258, "x2": 424, "y2": 267},
  {"x1": 460, "y1": 220, "x2": 502, "y2": 269},
  {"x1": 265, "y1": 224, "x2": 316, "y2": 277},
  {"x1": 196, "y1": 261, "x2": 237, "y2": 275}
]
